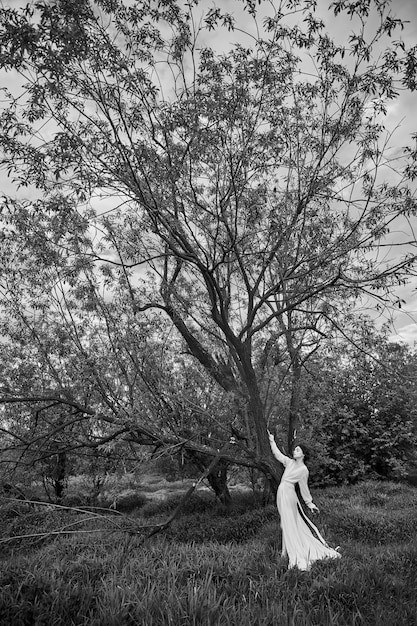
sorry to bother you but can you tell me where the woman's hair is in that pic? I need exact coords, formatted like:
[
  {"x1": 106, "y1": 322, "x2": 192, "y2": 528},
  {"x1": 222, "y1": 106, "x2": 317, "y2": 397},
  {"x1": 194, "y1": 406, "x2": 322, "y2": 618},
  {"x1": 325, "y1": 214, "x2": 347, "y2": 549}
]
[{"x1": 292, "y1": 441, "x2": 311, "y2": 463}]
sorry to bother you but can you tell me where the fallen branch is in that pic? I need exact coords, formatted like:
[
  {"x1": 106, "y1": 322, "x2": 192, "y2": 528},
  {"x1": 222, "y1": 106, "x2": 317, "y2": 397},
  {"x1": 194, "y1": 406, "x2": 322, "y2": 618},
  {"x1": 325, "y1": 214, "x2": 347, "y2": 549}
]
[
  {"x1": 0, "y1": 497, "x2": 124, "y2": 519},
  {"x1": 0, "y1": 497, "x2": 128, "y2": 545},
  {"x1": 139, "y1": 439, "x2": 234, "y2": 543},
  {"x1": 0, "y1": 440, "x2": 237, "y2": 547},
  {"x1": 0, "y1": 528, "x2": 118, "y2": 543}
]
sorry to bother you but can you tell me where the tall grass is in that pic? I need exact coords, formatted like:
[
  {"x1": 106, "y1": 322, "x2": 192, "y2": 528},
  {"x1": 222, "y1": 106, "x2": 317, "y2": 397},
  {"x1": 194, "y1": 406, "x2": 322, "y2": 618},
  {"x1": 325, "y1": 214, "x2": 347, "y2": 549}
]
[{"x1": 0, "y1": 481, "x2": 416, "y2": 625}]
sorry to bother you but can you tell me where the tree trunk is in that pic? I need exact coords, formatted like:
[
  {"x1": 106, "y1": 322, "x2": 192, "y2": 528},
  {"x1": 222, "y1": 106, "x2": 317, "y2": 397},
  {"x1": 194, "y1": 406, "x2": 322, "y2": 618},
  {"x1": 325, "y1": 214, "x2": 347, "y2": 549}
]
[
  {"x1": 206, "y1": 461, "x2": 232, "y2": 505},
  {"x1": 242, "y1": 360, "x2": 283, "y2": 487},
  {"x1": 185, "y1": 450, "x2": 232, "y2": 504},
  {"x1": 53, "y1": 450, "x2": 67, "y2": 501},
  {"x1": 287, "y1": 359, "x2": 302, "y2": 451}
]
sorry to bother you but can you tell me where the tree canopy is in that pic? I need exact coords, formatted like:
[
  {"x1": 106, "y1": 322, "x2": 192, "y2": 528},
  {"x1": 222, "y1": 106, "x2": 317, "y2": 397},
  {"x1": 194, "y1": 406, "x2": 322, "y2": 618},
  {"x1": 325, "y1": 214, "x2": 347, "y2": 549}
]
[{"x1": 0, "y1": 0, "x2": 416, "y2": 486}]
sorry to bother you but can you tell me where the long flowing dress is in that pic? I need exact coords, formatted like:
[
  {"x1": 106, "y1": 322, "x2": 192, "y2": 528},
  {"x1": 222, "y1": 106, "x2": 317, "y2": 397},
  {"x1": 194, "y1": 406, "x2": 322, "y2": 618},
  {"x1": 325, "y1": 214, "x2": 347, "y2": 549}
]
[{"x1": 270, "y1": 439, "x2": 341, "y2": 571}]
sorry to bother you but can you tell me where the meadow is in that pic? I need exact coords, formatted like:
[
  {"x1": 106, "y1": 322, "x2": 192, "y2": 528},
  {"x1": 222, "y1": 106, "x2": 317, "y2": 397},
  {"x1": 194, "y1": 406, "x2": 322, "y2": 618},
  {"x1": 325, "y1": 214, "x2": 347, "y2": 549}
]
[{"x1": 0, "y1": 479, "x2": 416, "y2": 625}]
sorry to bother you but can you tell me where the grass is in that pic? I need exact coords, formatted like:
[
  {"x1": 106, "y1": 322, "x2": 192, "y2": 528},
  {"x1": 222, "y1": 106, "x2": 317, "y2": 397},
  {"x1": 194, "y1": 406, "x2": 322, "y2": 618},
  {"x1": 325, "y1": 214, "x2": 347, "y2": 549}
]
[{"x1": 0, "y1": 480, "x2": 416, "y2": 625}]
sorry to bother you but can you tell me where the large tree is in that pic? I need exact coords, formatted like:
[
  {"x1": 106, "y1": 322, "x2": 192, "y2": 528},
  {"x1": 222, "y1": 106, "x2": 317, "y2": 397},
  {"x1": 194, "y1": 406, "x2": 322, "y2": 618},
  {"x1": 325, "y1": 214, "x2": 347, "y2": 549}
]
[{"x1": 0, "y1": 0, "x2": 416, "y2": 484}]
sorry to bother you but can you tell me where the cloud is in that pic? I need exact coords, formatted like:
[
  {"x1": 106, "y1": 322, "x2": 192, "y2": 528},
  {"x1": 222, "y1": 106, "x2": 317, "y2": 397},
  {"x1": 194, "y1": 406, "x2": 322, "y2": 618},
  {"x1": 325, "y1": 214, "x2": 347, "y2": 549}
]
[
  {"x1": 387, "y1": 290, "x2": 417, "y2": 347},
  {"x1": 390, "y1": 321, "x2": 417, "y2": 348}
]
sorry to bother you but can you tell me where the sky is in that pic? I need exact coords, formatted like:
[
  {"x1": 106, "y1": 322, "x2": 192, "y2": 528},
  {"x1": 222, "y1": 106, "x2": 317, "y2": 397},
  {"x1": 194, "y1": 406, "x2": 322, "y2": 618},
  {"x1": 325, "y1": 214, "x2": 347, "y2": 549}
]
[
  {"x1": 1, "y1": 0, "x2": 417, "y2": 346},
  {"x1": 319, "y1": 0, "x2": 417, "y2": 346}
]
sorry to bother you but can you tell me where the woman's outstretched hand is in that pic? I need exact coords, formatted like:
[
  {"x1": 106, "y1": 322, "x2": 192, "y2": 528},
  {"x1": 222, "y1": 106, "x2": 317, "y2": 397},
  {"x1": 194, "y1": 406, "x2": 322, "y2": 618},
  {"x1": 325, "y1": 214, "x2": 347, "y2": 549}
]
[
  {"x1": 267, "y1": 430, "x2": 275, "y2": 441},
  {"x1": 308, "y1": 503, "x2": 320, "y2": 514}
]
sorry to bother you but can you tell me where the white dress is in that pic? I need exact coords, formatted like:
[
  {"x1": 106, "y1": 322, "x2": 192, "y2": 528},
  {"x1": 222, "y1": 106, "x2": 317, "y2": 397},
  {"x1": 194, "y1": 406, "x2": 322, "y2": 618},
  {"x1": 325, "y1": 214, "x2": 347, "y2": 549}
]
[{"x1": 270, "y1": 440, "x2": 341, "y2": 571}]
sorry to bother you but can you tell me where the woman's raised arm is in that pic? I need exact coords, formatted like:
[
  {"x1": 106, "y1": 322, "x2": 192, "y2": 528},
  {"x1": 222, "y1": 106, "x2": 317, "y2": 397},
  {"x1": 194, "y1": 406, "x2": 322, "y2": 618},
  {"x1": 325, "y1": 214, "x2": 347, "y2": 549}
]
[{"x1": 268, "y1": 432, "x2": 292, "y2": 467}]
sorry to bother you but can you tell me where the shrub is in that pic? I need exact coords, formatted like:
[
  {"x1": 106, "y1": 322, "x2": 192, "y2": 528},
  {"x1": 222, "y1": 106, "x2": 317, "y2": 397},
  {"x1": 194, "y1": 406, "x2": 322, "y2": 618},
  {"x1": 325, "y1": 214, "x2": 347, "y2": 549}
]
[
  {"x1": 0, "y1": 501, "x2": 32, "y2": 520},
  {"x1": 141, "y1": 491, "x2": 215, "y2": 518},
  {"x1": 141, "y1": 490, "x2": 270, "y2": 520},
  {"x1": 60, "y1": 494, "x2": 91, "y2": 508},
  {"x1": 115, "y1": 491, "x2": 148, "y2": 512},
  {"x1": 166, "y1": 505, "x2": 277, "y2": 544}
]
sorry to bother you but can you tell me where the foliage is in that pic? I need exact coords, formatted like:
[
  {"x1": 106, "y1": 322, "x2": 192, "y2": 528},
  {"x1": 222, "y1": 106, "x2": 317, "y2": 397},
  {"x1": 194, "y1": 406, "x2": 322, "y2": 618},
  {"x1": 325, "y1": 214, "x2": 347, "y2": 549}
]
[
  {"x1": 295, "y1": 324, "x2": 417, "y2": 484},
  {"x1": 0, "y1": 0, "x2": 417, "y2": 486},
  {"x1": 264, "y1": 319, "x2": 417, "y2": 485}
]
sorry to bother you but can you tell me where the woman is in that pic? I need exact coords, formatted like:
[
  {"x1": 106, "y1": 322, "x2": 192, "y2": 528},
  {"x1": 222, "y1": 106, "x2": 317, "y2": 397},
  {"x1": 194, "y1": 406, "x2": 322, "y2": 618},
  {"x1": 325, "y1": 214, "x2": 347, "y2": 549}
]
[{"x1": 268, "y1": 431, "x2": 341, "y2": 571}]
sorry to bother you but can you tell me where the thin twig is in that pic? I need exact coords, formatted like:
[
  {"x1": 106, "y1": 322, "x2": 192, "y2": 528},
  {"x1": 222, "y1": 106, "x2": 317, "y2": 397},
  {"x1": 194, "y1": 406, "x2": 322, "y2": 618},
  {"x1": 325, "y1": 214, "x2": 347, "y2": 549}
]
[
  {"x1": 0, "y1": 529, "x2": 118, "y2": 544},
  {"x1": 0, "y1": 497, "x2": 123, "y2": 519}
]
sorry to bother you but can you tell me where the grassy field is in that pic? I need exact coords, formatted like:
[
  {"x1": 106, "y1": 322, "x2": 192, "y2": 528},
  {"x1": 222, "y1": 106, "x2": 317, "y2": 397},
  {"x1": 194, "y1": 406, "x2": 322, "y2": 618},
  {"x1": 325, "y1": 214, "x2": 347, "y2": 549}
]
[{"x1": 0, "y1": 480, "x2": 416, "y2": 625}]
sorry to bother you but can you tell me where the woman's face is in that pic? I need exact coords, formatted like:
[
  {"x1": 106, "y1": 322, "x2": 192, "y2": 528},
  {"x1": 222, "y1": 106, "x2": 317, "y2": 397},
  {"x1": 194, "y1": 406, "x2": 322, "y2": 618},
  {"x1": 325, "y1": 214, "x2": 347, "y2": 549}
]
[{"x1": 293, "y1": 445, "x2": 304, "y2": 459}]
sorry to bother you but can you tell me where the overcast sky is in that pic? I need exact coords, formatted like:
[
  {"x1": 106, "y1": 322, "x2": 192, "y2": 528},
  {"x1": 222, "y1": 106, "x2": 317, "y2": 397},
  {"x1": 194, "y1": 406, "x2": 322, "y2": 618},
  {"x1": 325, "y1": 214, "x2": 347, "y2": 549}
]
[{"x1": 1, "y1": 0, "x2": 416, "y2": 346}]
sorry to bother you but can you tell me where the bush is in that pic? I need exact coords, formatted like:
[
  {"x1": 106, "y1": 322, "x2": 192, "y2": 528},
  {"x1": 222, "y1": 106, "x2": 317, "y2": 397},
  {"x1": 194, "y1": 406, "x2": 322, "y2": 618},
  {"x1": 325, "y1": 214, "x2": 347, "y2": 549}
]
[
  {"x1": 166, "y1": 504, "x2": 277, "y2": 544},
  {"x1": 141, "y1": 491, "x2": 215, "y2": 518},
  {"x1": 141, "y1": 490, "x2": 269, "y2": 520},
  {"x1": 115, "y1": 491, "x2": 148, "y2": 512},
  {"x1": 0, "y1": 501, "x2": 32, "y2": 520},
  {"x1": 60, "y1": 494, "x2": 91, "y2": 508}
]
